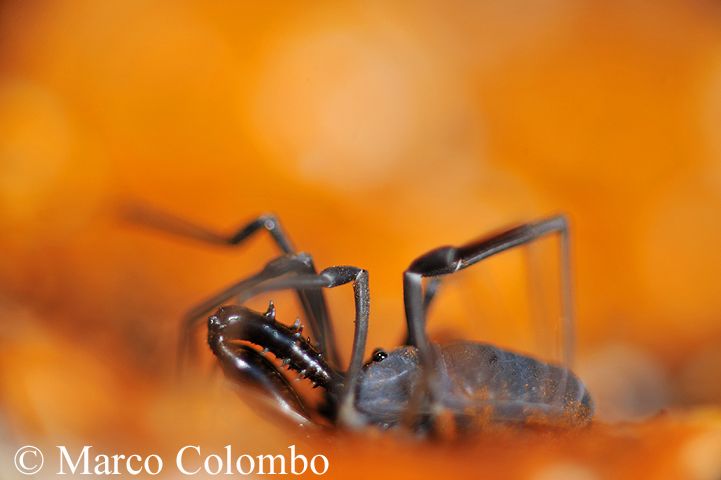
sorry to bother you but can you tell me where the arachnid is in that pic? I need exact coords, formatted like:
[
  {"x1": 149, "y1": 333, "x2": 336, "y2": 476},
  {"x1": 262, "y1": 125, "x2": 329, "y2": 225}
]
[{"x1": 165, "y1": 213, "x2": 593, "y2": 433}]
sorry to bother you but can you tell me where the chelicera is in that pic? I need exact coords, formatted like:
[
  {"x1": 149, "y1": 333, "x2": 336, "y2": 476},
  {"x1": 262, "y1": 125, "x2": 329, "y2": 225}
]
[{"x1": 140, "y1": 210, "x2": 593, "y2": 433}]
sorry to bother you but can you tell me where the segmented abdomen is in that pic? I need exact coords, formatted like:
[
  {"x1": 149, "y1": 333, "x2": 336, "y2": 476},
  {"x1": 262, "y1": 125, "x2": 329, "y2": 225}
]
[{"x1": 437, "y1": 342, "x2": 593, "y2": 425}]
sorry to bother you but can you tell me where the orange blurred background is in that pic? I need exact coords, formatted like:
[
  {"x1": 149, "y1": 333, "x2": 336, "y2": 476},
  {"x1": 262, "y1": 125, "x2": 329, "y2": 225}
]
[{"x1": 2, "y1": 1, "x2": 721, "y2": 478}]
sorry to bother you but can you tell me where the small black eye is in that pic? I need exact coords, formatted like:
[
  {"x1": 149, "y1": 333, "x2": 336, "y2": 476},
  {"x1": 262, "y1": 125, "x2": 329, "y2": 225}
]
[
  {"x1": 489, "y1": 353, "x2": 498, "y2": 365},
  {"x1": 372, "y1": 348, "x2": 388, "y2": 362}
]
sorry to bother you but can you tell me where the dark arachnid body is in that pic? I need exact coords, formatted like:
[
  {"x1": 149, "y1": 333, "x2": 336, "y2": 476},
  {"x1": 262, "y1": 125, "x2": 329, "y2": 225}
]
[{"x1": 154, "y1": 211, "x2": 593, "y2": 432}]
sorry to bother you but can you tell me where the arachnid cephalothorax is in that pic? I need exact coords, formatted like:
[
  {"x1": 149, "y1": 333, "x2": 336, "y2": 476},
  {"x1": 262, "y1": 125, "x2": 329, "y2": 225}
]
[{"x1": 139, "y1": 209, "x2": 593, "y2": 433}]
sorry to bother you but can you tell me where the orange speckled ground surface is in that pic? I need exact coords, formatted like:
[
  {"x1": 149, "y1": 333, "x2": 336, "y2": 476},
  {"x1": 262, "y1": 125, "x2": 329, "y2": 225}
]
[{"x1": 2, "y1": 1, "x2": 721, "y2": 479}]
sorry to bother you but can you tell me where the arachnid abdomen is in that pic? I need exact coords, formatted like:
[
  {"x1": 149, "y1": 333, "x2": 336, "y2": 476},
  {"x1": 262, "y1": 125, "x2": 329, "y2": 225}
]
[{"x1": 355, "y1": 342, "x2": 593, "y2": 429}]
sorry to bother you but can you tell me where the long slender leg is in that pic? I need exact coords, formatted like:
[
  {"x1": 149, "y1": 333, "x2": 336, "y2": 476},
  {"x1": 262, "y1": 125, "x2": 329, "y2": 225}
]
[
  {"x1": 401, "y1": 278, "x2": 441, "y2": 345},
  {"x1": 236, "y1": 266, "x2": 369, "y2": 426},
  {"x1": 207, "y1": 265, "x2": 370, "y2": 426},
  {"x1": 402, "y1": 216, "x2": 574, "y2": 430},
  {"x1": 404, "y1": 215, "x2": 573, "y2": 366},
  {"x1": 123, "y1": 204, "x2": 339, "y2": 368},
  {"x1": 123, "y1": 203, "x2": 296, "y2": 252}
]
